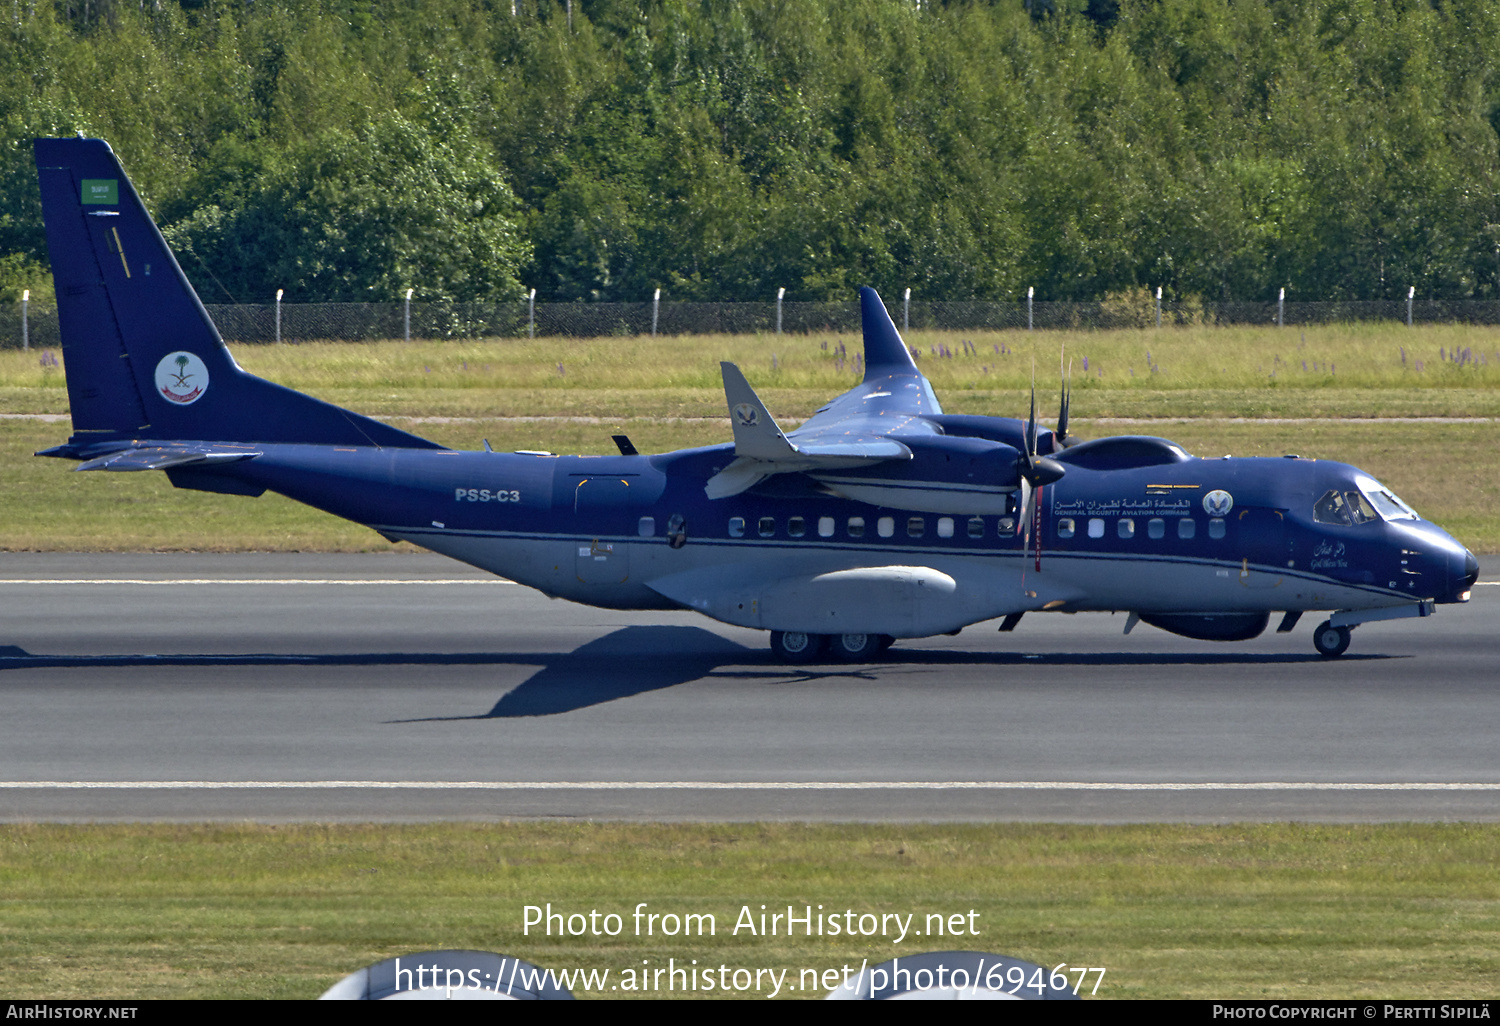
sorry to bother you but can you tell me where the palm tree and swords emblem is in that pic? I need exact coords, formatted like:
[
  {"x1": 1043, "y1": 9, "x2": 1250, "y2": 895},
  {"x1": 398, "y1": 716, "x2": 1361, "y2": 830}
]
[{"x1": 154, "y1": 350, "x2": 209, "y2": 405}]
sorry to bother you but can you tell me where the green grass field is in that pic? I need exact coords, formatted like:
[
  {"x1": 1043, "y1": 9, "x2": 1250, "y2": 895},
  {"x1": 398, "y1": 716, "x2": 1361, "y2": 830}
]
[
  {"x1": 7, "y1": 322, "x2": 1500, "y2": 417},
  {"x1": 2, "y1": 823, "x2": 1497, "y2": 1000}
]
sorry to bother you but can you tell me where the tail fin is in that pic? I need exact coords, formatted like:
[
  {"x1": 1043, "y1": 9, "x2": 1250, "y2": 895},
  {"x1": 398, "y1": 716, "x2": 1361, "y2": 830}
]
[{"x1": 33, "y1": 137, "x2": 439, "y2": 451}]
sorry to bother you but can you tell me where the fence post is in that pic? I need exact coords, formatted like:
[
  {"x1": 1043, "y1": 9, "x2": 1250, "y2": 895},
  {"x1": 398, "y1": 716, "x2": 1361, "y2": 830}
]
[
  {"x1": 404, "y1": 288, "x2": 412, "y2": 343},
  {"x1": 776, "y1": 287, "x2": 784, "y2": 335},
  {"x1": 904, "y1": 288, "x2": 911, "y2": 331},
  {"x1": 528, "y1": 288, "x2": 536, "y2": 338},
  {"x1": 275, "y1": 288, "x2": 283, "y2": 344},
  {"x1": 20, "y1": 289, "x2": 27, "y2": 351},
  {"x1": 1155, "y1": 286, "x2": 1162, "y2": 328},
  {"x1": 1407, "y1": 286, "x2": 1415, "y2": 327},
  {"x1": 652, "y1": 288, "x2": 661, "y2": 337},
  {"x1": 1027, "y1": 286, "x2": 1034, "y2": 331},
  {"x1": 1278, "y1": 287, "x2": 1284, "y2": 328}
]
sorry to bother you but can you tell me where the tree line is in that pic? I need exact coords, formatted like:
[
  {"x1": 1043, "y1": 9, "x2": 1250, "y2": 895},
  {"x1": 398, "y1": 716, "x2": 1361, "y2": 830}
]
[{"x1": 2, "y1": 0, "x2": 1498, "y2": 306}]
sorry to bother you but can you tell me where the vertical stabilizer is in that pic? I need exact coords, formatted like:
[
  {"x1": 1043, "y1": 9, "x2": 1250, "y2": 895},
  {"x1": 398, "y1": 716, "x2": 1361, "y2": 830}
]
[{"x1": 33, "y1": 137, "x2": 439, "y2": 450}]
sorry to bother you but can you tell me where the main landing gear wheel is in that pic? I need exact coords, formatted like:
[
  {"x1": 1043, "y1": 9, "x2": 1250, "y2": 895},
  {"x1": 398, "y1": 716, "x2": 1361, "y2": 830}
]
[
  {"x1": 831, "y1": 633, "x2": 890, "y2": 662},
  {"x1": 770, "y1": 630, "x2": 827, "y2": 664},
  {"x1": 1313, "y1": 620, "x2": 1352, "y2": 658}
]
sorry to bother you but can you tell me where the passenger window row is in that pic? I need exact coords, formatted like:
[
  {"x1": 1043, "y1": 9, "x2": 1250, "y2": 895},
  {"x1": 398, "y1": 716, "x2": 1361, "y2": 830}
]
[
  {"x1": 725, "y1": 515, "x2": 1020, "y2": 540},
  {"x1": 1056, "y1": 516, "x2": 1227, "y2": 540}
]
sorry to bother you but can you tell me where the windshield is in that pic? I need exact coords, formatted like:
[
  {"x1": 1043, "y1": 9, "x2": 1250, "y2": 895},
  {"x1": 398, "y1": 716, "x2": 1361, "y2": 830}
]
[
  {"x1": 1361, "y1": 485, "x2": 1419, "y2": 521},
  {"x1": 1355, "y1": 474, "x2": 1420, "y2": 521},
  {"x1": 1313, "y1": 479, "x2": 1419, "y2": 525}
]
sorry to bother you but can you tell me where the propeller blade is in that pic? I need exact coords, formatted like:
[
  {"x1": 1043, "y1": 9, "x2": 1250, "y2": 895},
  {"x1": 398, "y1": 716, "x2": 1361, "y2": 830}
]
[
  {"x1": 1025, "y1": 361, "x2": 1039, "y2": 467},
  {"x1": 1057, "y1": 355, "x2": 1072, "y2": 447}
]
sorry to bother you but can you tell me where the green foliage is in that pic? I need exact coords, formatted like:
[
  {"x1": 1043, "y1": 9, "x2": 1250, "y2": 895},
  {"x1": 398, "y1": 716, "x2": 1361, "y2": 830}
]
[
  {"x1": 0, "y1": 253, "x2": 53, "y2": 305},
  {"x1": 164, "y1": 112, "x2": 529, "y2": 301},
  {"x1": 0, "y1": 0, "x2": 1498, "y2": 302}
]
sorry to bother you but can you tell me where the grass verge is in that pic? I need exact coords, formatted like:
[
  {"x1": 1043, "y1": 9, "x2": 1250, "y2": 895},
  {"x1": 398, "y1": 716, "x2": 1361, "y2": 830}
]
[
  {"x1": 7, "y1": 324, "x2": 1500, "y2": 419},
  {"x1": 2, "y1": 822, "x2": 1497, "y2": 1000}
]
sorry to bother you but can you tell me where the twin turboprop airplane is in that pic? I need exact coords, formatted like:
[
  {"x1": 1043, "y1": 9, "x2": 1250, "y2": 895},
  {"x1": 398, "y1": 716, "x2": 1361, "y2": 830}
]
[{"x1": 32, "y1": 137, "x2": 1479, "y2": 662}]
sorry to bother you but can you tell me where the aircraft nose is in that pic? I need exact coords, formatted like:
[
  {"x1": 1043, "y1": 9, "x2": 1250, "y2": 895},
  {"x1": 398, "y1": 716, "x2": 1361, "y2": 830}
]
[{"x1": 1457, "y1": 549, "x2": 1480, "y2": 595}]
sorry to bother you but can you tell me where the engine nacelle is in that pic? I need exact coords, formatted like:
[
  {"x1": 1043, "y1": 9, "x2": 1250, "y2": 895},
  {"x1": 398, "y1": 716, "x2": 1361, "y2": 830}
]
[
  {"x1": 811, "y1": 434, "x2": 1023, "y2": 514},
  {"x1": 1138, "y1": 612, "x2": 1270, "y2": 642}
]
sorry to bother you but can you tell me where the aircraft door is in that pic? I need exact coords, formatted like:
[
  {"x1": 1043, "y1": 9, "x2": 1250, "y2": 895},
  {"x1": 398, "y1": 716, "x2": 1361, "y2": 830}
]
[
  {"x1": 576, "y1": 538, "x2": 629, "y2": 583},
  {"x1": 574, "y1": 477, "x2": 631, "y2": 584},
  {"x1": 1235, "y1": 507, "x2": 1289, "y2": 589}
]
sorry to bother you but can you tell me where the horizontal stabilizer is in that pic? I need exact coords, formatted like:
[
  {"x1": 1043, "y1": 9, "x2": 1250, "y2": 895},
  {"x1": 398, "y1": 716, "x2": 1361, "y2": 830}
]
[{"x1": 74, "y1": 446, "x2": 260, "y2": 472}]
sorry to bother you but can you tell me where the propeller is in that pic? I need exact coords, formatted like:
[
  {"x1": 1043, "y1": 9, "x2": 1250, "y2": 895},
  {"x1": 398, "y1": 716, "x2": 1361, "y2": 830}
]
[
  {"x1": 1015, "y1": 360, "x2": 1068, "y2": 572},
  {"x1": 1055, "y1": 347, "x2": 1073, "y2": 448}
]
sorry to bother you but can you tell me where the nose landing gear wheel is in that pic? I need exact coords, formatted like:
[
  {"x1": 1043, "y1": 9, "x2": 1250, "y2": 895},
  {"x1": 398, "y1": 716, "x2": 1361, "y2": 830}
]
[
  {"x1": 832, "y1": 633, "x2": 886, "y2": 662},
  {"x1": 770, "y1": 630, "x2": 827, "y2": 664},
  {"x1": 1313, "y1": 620, "x2": 1352, "y2": 658}
]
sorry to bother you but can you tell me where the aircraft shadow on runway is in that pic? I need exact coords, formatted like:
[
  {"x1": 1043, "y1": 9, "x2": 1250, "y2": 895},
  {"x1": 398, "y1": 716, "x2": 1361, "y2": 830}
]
[{"x1": 0, "y1": 629, "x2": 1393, "y2": 719}]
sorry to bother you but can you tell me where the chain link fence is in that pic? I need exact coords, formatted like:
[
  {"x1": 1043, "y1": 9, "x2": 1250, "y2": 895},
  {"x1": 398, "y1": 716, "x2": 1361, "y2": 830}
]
[{"x1": 7, "y1": 298, "x2": 1500, "y2": 349}]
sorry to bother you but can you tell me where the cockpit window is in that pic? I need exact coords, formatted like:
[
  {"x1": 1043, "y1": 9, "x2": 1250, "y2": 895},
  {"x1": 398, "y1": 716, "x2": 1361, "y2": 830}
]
[
  {"x1": 1345, "y1": 491, "x2": 1379, "y2": 525},
  {"x1": 1315, "y1": 484, "x2": 1420, "y2": 525},
  {"x1": 1313, "y1": 489, "x2": 1356, "y2": 526}
]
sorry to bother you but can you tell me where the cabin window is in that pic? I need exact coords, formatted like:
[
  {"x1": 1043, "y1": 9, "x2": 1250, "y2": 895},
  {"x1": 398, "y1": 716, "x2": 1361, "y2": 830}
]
[
  {"x1": 788, "y1": 516, "x2": 807, "y2": 538},
  {"x1": 1118, "y1": 518, "x2": 1135, "y2": 539},
  {"x1": 997, "y1": 517, "x2": 1015, "y2": 536},
  {"x1": 847, "y1": 517, "x2": 865, "y2": 538},
  {"x1": 818, "y1": 516, "x2": 835, "y2": 537},
  {"x1": 937, "y1": 517, "x2": 955, "y2": 538},
  {"x1": 968, "y1": 517, "x2": 985, "y2": 539},
  {"x1": 1178, "y1": 518, "x2": 1196, "y2": 539},
  {"x1": 1087, "y1": 518, "x2": 1105, "y2": 539},
  {"x1": 1057, "y1": 518, "x2": 1076, "y2": 539},
  {"x1": 878, "y1": 517, "x2": 895, "y2": 538},
  {"x1": 1208, "y1": 517, "x2": 1226, "y2": 539},
  {"x1": 907, "y1": 517, "x2": 925, "y2": 538},
  {"x1": 638, "y1": 516, "x2": 655, "y2": 537},
  {"x1": 1147, "y1": 517, "x2": 1165, "y2": 539},
  {"x1": 728, "y1": 517, "x2": 745, "y2": 538},
  {"x1": 758, "y1": 517, "x2": 776, "y2": 537}
]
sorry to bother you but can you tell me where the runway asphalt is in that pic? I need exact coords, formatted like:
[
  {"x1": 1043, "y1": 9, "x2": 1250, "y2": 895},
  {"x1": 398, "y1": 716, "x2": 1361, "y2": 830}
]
[{"x1": 1, "y1": 552, "x2": 1496, "y2": 822}]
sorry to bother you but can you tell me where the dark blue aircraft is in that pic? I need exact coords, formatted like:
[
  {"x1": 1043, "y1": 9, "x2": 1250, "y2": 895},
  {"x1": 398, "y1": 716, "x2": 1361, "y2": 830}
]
[{"x1": 33, "y1": 137, "x2": 1478, "y2": 662}]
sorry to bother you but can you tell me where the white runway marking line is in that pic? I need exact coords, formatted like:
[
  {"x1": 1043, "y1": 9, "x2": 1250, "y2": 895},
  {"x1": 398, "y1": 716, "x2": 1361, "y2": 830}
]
[
  {"x1": 2, "y1": 781, "x2": 1498, "y2": 791},
  {"x1": 0, "y1": 579, "x2": 513, "y2": 585}
]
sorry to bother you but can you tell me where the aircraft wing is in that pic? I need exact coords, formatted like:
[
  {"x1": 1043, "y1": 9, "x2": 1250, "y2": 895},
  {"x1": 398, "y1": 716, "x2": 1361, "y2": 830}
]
[
  {"x1": 707, "y1": 361, "x2": 911, "y2": 499},
  {"x1": 705, "y1": 289, "x2": 940, "y2": 499}
]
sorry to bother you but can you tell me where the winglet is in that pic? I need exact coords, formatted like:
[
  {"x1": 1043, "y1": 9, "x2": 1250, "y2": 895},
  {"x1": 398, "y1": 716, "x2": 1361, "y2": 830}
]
[
  {"x1": 721, "y1": 362, "x2": 797, "y2": 460},
  {"x1": 859, "y1": 287, "x2": 920, "y2": 379}
]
